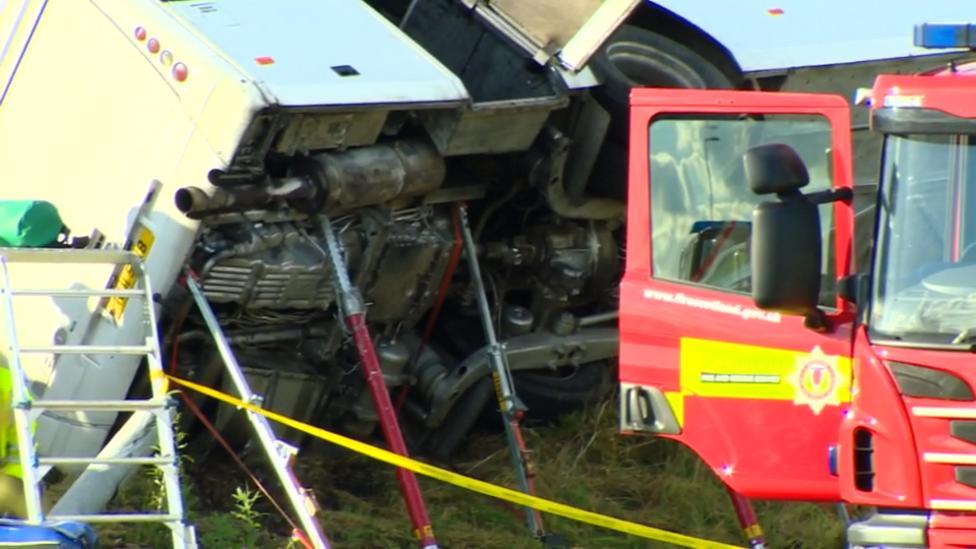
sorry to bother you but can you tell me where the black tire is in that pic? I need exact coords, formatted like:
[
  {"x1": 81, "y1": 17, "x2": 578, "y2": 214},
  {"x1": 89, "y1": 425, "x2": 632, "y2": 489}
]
[
  {"x1": 591, "y1": 25, "x2": 735, "y2": 144},
  {"x1": 512, "y1": 361, "x2": 613, "y2": 423},
  {"x1": 416, "y1": 377, "x2": 495, "y2": 462}
]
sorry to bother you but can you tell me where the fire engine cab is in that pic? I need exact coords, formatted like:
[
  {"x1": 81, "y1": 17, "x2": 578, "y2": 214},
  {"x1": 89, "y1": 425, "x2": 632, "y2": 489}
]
[{"x1": 619, "y1": 22, "x2": 976, "y2": 549}]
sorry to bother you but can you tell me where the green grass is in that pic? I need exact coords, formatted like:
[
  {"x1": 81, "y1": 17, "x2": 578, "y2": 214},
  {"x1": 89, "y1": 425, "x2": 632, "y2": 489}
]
[
  {"x1": 309, "y1": 399, "x2": 845, "y2": 549},
  {"x1": 97, "y1": 396, "x2": 845, "y2": 548}
]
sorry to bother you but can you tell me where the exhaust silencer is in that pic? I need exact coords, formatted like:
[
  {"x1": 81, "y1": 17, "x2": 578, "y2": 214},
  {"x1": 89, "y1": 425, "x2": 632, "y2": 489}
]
[{"x1": 175, "y1": 139, "x2": 446, "y2": 219}]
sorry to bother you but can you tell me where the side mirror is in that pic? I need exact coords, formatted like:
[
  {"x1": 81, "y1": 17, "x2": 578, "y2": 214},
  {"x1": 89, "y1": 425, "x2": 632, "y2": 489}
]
[
  {"x1": 745, "y1": 144, "x2": 823, "y2": 322},
  {"x1": 752, "y1": 198, "x2": 822, "y2": 317}
]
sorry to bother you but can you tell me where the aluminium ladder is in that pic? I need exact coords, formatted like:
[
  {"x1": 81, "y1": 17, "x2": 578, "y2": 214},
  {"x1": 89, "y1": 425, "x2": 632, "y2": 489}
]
[
  {"x1": 184, "y1": 274, "x2": 330, "y2": 549},
  {"x1": 0, "y1": 247, "x2": 197, "y2": 548}
]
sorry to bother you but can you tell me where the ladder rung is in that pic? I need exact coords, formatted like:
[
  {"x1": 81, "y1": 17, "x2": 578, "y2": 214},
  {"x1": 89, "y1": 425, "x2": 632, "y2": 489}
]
[
  {"x1": 32, "y1": 400, "x2": 167, "y2": 411},
  {"x1": 11, "y1": 288, "x2": 145, "y2": 298},
  {"x1": 39, "y1": 456, "x2": 175, "y2": 466},
  {"x1": 0, "y1": 248, "x2": 142, "y2": 265},
  {"x1": 47, "y1": 513, "x2": 182, "y2": 524},
  {"x1": 19, "y1": 345, "x2": 154, "y2": 355}
]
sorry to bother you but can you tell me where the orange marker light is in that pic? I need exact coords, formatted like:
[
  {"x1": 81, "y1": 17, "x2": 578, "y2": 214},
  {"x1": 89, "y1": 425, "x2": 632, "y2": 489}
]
[
  {"x1": 255, "y1": 56, "x2": 275, "y2": 66},
  {"x1": 147, "y1": 38, "x2": 160, "y2": 54},
  {"x1": 134, "y1": 27, "x2": 147, "y2": 41},
  {"x1": 767, "y1": 8, "x2": 784, "y2": 15}
]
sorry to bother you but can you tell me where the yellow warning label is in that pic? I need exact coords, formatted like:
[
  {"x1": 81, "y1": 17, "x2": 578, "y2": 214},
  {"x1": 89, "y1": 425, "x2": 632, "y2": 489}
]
[
  {"x1": 105, "y1": 227, "x2": 155, "y2": 322},
  {"x1": 680, "y1": 338, "x2": 851, "y2": 410}
]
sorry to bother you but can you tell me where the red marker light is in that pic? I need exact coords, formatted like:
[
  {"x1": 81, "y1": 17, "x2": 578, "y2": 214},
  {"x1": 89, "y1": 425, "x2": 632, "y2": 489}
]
[
  {"x1": 147, "y1": 38, "x2": 160, "y2": 54},
  {"x1": 767, "y1": 8, "x2": 784, "y2": 15},
  {"x1": 255, "y1": 56, "x2": 275, "y2": 66},
  {"x1": 172, "y1": 62, "x2": 188, "y2": 82},
  {"x1": 134, "y1": 27, "x2": 147, "y2": 41}
]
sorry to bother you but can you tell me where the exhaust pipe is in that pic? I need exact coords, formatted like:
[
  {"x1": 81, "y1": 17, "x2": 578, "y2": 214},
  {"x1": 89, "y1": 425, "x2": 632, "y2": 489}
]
[
  {"x1": 176, "y1": 139, "x2": 446, "y2": 219},
  {"x1": 174, "y1": 177, "x2": 318, "y2": 219}
]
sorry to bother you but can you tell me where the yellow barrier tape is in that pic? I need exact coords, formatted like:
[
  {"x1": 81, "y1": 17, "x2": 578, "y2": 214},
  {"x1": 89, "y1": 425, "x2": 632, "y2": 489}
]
[{"x1": 164, "y1": 374, "x2": 743, "y2": 549}]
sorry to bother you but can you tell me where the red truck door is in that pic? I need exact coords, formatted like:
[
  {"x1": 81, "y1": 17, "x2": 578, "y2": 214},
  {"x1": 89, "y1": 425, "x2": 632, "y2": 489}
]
[{"x1": 619, "y1": 89, "x2": 856, "y2": 500}]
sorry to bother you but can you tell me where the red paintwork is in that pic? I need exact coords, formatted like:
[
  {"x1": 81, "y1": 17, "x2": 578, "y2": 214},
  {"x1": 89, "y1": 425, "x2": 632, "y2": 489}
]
[
  {"x1": 867, "y1": 68, "x2": 976, "y2": 538},
  {"x1": 883, "y1": 344, "x2": 976, "y2": 509},
  {"x1": 927, "y1": 532, "x2": 974, "y2": 549},
  {"x1": 620, "y1": 89, "x2": 855, "y2": 499},
  {"x1": 622, "y1": 82, "x2": 976, "y2": 540},
  {"x1": 931, "y1": 512, "x2": 976, "y2": 548},
  {"x1": 837, "y1": 327, "x2": 923, "y2": 508},
  {"x1": 870, "y1": 71, "x2": 976, "y2": 118}
]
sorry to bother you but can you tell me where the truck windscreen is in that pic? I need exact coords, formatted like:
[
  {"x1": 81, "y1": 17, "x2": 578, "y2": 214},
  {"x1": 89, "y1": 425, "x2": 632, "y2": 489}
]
[{"x1": 871, "y1": 133, "x2": 976, "y2": 346}]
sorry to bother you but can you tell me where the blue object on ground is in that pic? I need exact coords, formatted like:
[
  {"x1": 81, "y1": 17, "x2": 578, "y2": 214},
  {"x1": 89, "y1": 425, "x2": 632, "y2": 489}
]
[{"x1": 0, "y1": 519, "x2": 98, "y2": 548}]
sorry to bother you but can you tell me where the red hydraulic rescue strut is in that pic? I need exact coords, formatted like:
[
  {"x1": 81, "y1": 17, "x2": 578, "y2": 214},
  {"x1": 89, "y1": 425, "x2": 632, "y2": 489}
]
[
  {"x1": 728, "y1": 488, "x2": 767, "y2": 549},
  {"x1": 316, "y1": 216, "x2": 439, "y2": 549}
]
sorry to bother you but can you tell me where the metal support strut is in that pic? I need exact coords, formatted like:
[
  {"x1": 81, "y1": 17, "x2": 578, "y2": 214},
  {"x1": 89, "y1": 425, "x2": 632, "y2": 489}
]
[
  {"x1": 727, "y1": 488, "x2": 767, "y2": 549},
  {"x1": 457, "y1": 204, "x2": 547, "y2": 539},
  {"x1": 316, "y1": 216, "x2": 439, "y2": 549},
  {"x1": 186, "y1": 275, "x2": 331, "y2": 549}
]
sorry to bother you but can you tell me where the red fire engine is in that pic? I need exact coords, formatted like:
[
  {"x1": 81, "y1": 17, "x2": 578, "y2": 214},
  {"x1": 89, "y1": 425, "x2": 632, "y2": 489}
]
[{"x1": 620, "y1": 23, "x2": 976, "y2": 549}]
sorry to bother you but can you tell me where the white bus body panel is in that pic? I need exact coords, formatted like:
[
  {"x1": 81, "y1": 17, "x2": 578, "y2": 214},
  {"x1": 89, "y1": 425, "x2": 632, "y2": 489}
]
[{"x1": 0, "y1": 0, "x2": 468, "y2": 460}]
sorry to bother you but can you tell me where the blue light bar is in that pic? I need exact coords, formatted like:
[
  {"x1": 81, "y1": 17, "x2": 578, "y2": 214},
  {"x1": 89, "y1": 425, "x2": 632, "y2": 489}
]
[{"x1": 914, "y1": 23, "x2": 976, "y2": 49}]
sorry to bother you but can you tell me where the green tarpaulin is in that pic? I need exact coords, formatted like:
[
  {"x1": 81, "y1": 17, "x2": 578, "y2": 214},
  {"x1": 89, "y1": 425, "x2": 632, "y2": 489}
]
[{"x1": 0, "y1": 201, "x2": 64, "y2": 248}]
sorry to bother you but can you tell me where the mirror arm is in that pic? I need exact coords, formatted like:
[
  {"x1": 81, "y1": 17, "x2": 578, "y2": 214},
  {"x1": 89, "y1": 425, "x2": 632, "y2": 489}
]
[
  {"x1": 802, "y1": 187, "x2": 853, "y2": 205},
  {"x1": 803, "y1": 308, "x2": 832, "y2": 333}
]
